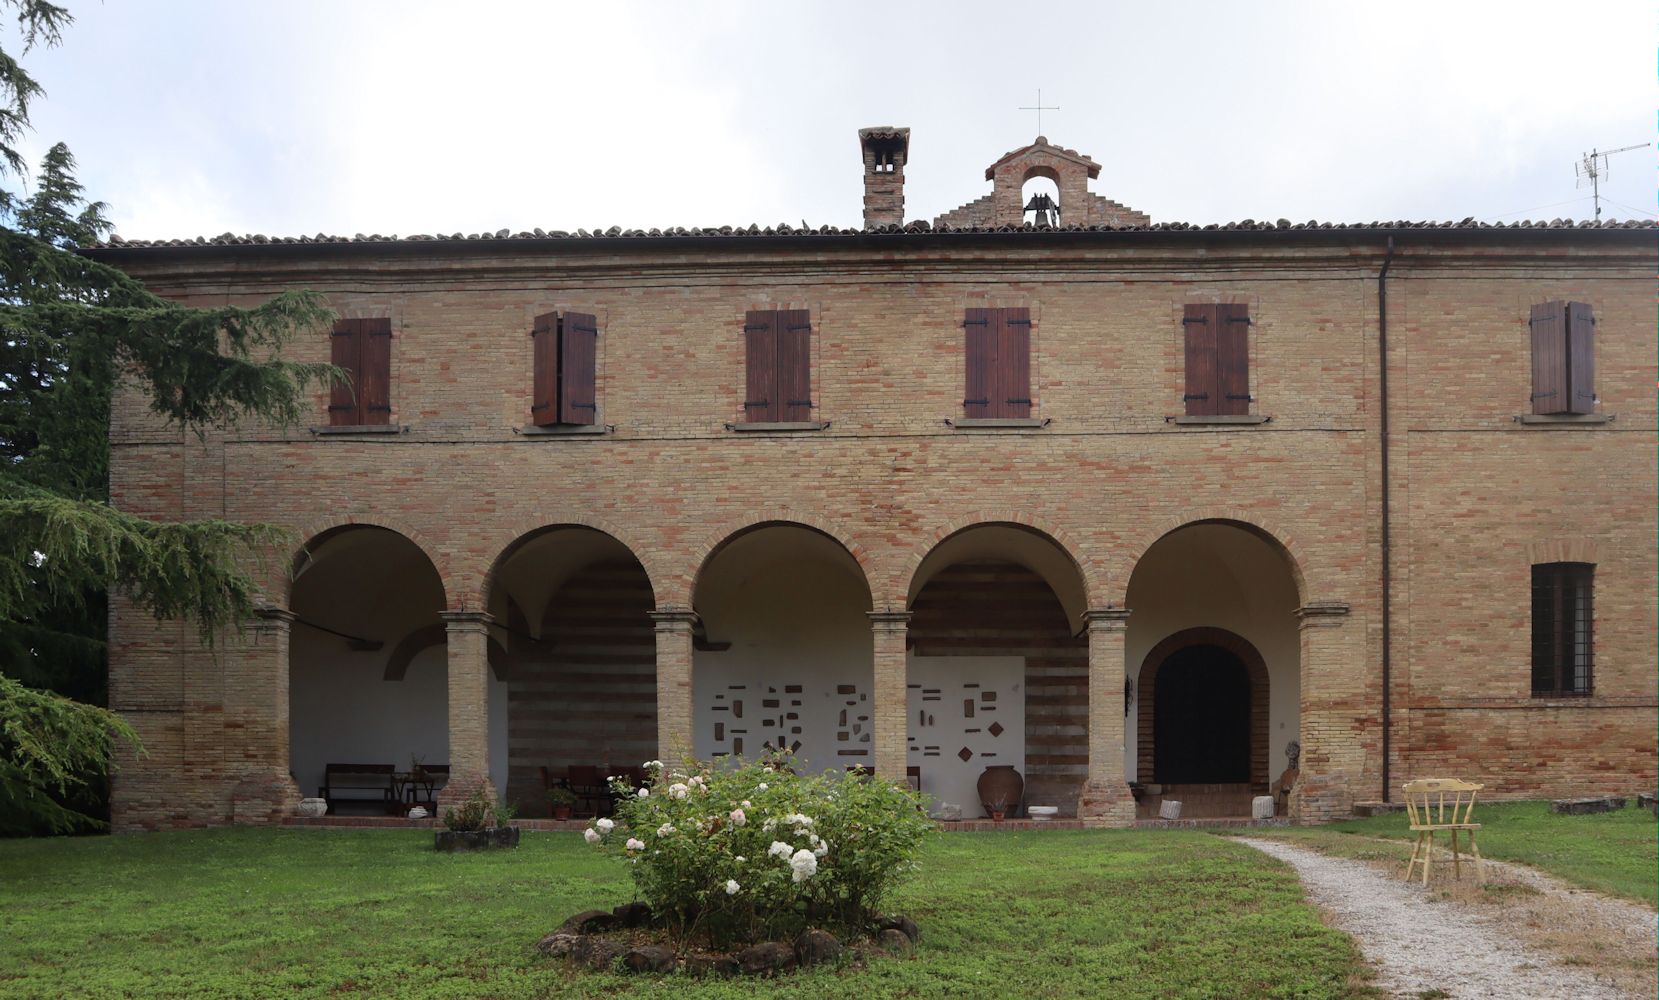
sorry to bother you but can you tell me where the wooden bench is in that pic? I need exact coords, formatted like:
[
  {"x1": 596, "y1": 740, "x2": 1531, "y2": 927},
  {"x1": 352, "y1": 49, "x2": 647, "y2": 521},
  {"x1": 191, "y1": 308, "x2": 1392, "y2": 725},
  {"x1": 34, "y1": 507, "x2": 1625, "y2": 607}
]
[{"x1": 318, "y1": 763, "x2": 395, "y2": 813}]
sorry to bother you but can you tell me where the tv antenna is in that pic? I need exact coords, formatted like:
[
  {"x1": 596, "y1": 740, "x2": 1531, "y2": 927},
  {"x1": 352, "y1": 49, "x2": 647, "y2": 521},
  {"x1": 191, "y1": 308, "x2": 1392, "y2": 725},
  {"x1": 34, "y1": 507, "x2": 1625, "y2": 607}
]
[{"x1": 1576, "y1": 143, "x2": 1648, "y2": 220}]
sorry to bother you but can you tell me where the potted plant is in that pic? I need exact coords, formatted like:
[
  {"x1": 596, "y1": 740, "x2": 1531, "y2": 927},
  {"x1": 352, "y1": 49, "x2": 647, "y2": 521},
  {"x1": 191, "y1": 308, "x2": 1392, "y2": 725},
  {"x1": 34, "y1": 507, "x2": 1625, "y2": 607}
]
[
  {"x1": 547, "y1": 786, "x2": 577, "y2": 820},
  {"x1": 435, "y1": 785, "x2": 521, "y2": 851}
]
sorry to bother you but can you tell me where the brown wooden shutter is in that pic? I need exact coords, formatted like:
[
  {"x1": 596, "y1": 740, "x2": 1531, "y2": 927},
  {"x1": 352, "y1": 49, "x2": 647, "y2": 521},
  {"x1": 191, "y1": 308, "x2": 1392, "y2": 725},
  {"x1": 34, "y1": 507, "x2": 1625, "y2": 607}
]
[
  {"x1": 530, "y1": 311, "x2": 558, "y2": 426},
  {"x1": 1000, "y1": 307, "x2": 1032, "y2": 418},
  {"x1": 1182, "y1": 304, "x2": 1217, "y2": 416},
  {"x1": 1529, "y1": 301, "x2": 1567, "y2": 415},
  {"x1": 1216, "y1": 303, "x2": 1251, "y2": 415},
  {"x1": 777, "y1": 309, "x2": 812, "y2": 422},
  {"x1": 1566, "y1": 301, "x2": 1595, "y2": 415},
  {"x1": 328, "y1": 319, "x2": 361, "y2": 425},
  {"x1": 559, "y1": 311, "x2": 598, "y2": 425},
  {"x1": 359, "y1": 317, "x2": 392, "y2": 424},
  {"x1": 743, "y1": 310, "x2": 778, "y2": 422},
  {"x1": 963, "y1": 308, "x2": 993, "y2": 418}
]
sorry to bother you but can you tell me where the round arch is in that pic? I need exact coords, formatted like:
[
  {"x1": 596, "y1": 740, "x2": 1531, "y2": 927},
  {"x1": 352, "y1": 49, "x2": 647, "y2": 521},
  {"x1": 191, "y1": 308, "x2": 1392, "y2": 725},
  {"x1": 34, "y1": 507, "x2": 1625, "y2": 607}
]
[
  {"x1": 1117, "y1": 510, "x2": 1309, "y2": 607},
  {"x1": 1136, "y1": 626, "x2": 1270, "y2": 788},
  {"x1": 289, "y1": 518, "x2": 450, "y2": 609},
  {"x1": 472, "y1": 514, "x2": 665, "y2": 612},
  {"x1": 902, "y1": 515, "x2": 1097, "y2": 624},
  {"x1": 678, "y1": 510, "x2": 876, "y2": 609}
]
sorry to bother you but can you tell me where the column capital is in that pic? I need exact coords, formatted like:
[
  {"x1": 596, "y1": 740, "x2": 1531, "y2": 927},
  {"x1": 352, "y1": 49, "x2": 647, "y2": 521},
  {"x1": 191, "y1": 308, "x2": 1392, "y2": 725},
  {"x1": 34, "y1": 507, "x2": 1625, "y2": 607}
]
[
  {"x1": 867, "y1": 609, "x2": 912, "y2": 633},
  {"x1": 439, "y1": 610, "x2": 496, "y2": 634},
  {"x1": 1295, "y1": 601, "x2": 1351, "y2": 629},
  {"x1": 649, "y1": 605, "x2": 699, "y2": 631},
  {"x1": 1081, "y1": 607, "x2": 1131, "y2": 632}
]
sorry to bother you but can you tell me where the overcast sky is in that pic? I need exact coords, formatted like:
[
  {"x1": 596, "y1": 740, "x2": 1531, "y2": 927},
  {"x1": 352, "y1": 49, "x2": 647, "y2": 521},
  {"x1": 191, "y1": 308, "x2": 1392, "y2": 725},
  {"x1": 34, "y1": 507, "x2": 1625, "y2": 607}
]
[{"x1": 18, "y1": 1, "x2": 1655, "y2": 239}]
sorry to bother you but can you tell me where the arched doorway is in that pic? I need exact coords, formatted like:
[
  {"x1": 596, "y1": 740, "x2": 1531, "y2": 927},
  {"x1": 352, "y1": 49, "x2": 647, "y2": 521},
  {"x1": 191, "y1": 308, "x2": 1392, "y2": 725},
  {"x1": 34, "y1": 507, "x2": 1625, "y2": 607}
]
[
  {"x1": 1152, "y1": 643, "x2": 1252, "y2": 784},
  {"x1": 691, "y1": 523, "x2": 873, "y2": 771},
  {"x1": 288, "y1": 525, "x2": 451, "y2": 812},
  {"x1": 485, "y1": 526, "x2": 657, "y2": 816},
  {"x1": 907, "y1": 522, "x2": 1089, "y2": 817}
]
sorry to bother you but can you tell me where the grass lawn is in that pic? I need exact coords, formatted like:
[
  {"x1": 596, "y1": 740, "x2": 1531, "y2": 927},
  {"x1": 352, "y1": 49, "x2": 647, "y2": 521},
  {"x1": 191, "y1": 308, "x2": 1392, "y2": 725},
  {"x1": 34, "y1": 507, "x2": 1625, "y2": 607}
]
[
  {"x1": 1244, "y1": 800, "x2": 1658, "y2": 906},
  {"x1": 1, "y1": 827, "x2": 1372, "y2": 1000}
]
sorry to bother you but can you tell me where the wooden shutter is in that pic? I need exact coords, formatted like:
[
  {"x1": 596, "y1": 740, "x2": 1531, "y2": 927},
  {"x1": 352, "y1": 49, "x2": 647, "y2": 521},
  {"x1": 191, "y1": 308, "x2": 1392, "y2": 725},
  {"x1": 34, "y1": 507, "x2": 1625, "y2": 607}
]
[
  {"x1": 530, "y1": 311, "x2": 558, "y2": 426},
  {"x1": 1000, "y1": 307, "x2": 1031, "y2": 418},
  {"x1": 777, "y1": 309, "x2": 812, "y2": 422},
  {"x1": 963, "y1": 308, "x2": 993, "y2": 418},
  {"x1": 1529, "y1": 301, "x2": 1567, "y2": 415},
  {"x1": 359, "y1": 317, "x2": 392, "y2": 424},
  {"x1": 1216, "y1": 303, "x2": 1251, "y2": 415},
  {"x1": 1182, "y1": 304, "x2": 1217, "y2": 416},
  {"x1": 1566, "y1": 301, "x2": 1595, "y2": 415},
  {"x1": 328, "y1": 319, "x2": 361, "y2": 425},
  {"x1": 559, "y1": 311, "x2": 598, "y2": 425},
  {"x1": 743, "y1": 310, "x2": 778, "y2": 422}
]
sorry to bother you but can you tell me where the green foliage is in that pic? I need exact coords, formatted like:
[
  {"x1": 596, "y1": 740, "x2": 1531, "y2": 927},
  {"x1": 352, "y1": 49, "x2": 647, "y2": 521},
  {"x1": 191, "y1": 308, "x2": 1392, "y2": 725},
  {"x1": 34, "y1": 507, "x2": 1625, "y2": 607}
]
[
  {"x1": 0, "y1": 0, "x2": 343, "y2": 835},
  {"x1": 441, "y1": 784, "x2": 517, "y2": 832},
  {"x1": 546, "y1": 786, "x2": 577, "y2": 807},
  {"x1": 587, "y1": 754, "x2": 933, "y2": 949},
  {"x1": 0, "y1": 672, "x2": 136, "y2": 833},
  {"x1": 0, "y1": 827, "x2": 1374, "y2": 998}
]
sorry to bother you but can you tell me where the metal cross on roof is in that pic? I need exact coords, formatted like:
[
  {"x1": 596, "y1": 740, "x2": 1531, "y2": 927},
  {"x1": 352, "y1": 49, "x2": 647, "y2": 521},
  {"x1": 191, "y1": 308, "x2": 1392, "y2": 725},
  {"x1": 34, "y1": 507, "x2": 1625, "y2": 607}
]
[{"x1": 1018, "y1": 89, "x2": 1058, "y2": 137}]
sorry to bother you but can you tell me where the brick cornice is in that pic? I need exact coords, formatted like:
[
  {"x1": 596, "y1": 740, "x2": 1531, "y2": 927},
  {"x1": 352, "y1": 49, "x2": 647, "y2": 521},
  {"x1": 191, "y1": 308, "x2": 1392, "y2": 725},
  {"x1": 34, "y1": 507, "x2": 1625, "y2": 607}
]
[
  {"x1": 438, "y1": 610, "x2": 495, "y2": 634},
  {"x1": 868, "y1": 610, "x2": 912, "y2": 633},
  {"x1": 648, "y1": 606, "x2": 699, "y2": 632},
  {"x1": 1295, "y1": 601, "x2": 1351, "y2": 629}
]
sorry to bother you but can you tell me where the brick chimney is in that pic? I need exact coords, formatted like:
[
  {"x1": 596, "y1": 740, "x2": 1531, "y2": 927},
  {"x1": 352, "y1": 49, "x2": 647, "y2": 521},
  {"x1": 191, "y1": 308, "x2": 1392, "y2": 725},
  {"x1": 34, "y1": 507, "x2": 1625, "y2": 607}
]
[{"x1": 858, "y1": 126, "x2": 910, "y2": 229}]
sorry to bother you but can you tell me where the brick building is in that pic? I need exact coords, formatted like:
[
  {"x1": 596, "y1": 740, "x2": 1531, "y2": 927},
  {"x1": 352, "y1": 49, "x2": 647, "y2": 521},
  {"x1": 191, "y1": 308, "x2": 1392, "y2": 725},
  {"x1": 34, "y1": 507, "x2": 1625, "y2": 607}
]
[{"x1": 88, "y1": 127, "x2": 1656, "y2": 831}]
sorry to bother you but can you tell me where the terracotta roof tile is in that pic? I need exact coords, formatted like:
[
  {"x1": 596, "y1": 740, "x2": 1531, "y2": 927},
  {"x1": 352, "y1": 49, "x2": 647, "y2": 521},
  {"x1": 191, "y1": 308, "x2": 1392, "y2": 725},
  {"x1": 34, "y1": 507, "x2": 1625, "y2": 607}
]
[{"x1": 90, "y1": 217, "x2": 1658, "y2": 250}]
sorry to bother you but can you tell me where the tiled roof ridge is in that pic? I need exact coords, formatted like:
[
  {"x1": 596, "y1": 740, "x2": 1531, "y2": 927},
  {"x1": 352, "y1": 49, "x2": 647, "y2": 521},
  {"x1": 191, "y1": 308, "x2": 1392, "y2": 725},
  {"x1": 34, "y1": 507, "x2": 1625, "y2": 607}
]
[{"x1": 93, "y1": 217, "x2": 1658, "y2": 249}]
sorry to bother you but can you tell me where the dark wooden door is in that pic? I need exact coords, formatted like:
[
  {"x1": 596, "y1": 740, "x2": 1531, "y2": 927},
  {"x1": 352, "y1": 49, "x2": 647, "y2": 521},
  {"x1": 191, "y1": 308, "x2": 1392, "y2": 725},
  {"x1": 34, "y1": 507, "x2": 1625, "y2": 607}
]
[{"x1": 1153, "y1": 644, "x2": 1250, "y2": 784}]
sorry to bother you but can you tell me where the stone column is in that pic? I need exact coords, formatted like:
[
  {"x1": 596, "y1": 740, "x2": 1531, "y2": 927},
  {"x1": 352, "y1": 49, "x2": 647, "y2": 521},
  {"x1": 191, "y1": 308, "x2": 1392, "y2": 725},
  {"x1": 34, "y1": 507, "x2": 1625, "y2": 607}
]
[
  {"x1": 1077, "y1": 608, "x2": 1136, "y2": 828},
  {"x1": 649, "y1": 606, "x2": 697, "y2": 764},
  {"x1": 439, "y1": 610, "x2": 497, "y2": 808},
  {"x1": 1291, "y1": 601, "x2": 1358, "y2": 824},
  {"x1": 226, "y1": 605, "x2": 303, "y2": 824},
  {"x1": 869, "y1": 610, "x2": 912, "y2": 782}
]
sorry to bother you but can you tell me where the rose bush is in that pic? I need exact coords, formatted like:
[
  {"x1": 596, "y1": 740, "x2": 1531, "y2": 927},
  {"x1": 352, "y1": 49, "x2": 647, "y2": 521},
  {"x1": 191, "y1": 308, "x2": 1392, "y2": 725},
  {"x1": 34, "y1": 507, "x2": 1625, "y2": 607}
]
[{"x1": 584, "y1": 753, "x2": 931, "y2": 948}]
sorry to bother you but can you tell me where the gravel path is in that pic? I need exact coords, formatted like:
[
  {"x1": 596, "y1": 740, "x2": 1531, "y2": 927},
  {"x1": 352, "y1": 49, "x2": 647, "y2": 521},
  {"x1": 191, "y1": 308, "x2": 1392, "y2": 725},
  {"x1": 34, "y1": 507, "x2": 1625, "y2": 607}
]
[{"x1": 1238, "y1": 837, "x2": 1648, "y2": 1000}]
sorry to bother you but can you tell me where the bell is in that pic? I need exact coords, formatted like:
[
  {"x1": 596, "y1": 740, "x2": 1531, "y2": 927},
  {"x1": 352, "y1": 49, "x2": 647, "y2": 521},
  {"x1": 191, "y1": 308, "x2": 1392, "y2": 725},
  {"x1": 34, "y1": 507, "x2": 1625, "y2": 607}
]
[{"x1": 1023, "y1": 192, "x2": 1059, "y2": 227}]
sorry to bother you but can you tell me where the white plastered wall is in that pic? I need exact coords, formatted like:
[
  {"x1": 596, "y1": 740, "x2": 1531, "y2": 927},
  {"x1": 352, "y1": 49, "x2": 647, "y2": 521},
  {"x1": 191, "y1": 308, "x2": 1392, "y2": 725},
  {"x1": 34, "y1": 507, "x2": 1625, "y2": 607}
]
[
  {"x1": 1124, "y1": 523, "x2": 1301, "y2": 781},
  {"x1": 692, "y1": 527, "x2": 873, "y2": 772},
  {"x1": 290, "y1": 528, "x2": 513, "y2": 797}
]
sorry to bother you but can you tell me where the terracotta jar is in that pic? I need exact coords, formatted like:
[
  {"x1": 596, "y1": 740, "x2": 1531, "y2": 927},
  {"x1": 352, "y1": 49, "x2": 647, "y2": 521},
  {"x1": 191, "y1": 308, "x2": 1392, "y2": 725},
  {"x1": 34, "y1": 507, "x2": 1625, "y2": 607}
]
[{"x1": 976, "y1": 765, "x2": 1024, "y2": 818}]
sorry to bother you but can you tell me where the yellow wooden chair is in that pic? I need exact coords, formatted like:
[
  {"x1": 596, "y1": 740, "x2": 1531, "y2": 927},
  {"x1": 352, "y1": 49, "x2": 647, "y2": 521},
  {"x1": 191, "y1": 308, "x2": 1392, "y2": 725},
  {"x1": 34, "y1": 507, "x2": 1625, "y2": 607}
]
[{"x1": 1402, "y1": 778, "x2": 1484, "y2": 885}]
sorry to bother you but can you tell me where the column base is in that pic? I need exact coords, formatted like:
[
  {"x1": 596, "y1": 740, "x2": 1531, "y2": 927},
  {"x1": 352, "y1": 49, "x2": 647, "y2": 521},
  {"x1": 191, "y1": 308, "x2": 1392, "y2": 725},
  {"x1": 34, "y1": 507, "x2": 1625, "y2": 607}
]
[
  {"x1": 230, "y1": 772, "x2": 303, "y2": 825},
  {"x1": 1289, "y1": 771, "x2": 1353, "y2": 824},
  {"x1": 1076, "y1": 779, "x2": 1137, "y2": 828},
  {"x1": 436, "y1": 770, "x2": 500, "y2": 817}
]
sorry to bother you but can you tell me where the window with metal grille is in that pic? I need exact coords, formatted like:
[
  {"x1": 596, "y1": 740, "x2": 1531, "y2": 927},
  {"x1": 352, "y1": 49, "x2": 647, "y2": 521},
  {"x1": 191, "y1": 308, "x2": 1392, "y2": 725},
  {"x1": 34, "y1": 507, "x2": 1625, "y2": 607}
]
[{"x1": 1531, "y1": 562, "x2": 1593, "y2": 696}]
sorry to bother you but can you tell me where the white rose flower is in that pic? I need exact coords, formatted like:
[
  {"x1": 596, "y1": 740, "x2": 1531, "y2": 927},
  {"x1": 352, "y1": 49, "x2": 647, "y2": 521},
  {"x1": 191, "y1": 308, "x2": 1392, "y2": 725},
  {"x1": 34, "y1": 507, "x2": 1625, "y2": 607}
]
[
  {"x1": 583, "y1": 828, "x2": 601, "y2": 845},
  {"x1": 757, "y1": 782, "x2": 768, "y2": 791},
  {"x1": 790, "y1": 848, "x2": 818, "y2": 882},
  {"x1": 729, "y1": 808, "x2": 747, "y2": 826},
  {"x1": 768, "y1": 840, "x2": 793, "y2": 859},
  {"x1": 657, "y1": 823, "x2": 676, "y2": 837},
  {"x1": 595, "y1": 818, "x2": 614, "y2": 833},
  {"x1": 741, "y1": 800, "x2": 752, "y2": 808},
  {"x1": 725, "y1": 879, "x2": 740, "y2": 895},
  {"x1": 814, "y1": 841, "x2": 828, "y2": 858},
  {"x1": 735, "y1": 855, "x2": 746, "y2": 863},
  {"x1": 637, "y1": 787, "x2": 649, "y2": 798},
  {"x1": 625, "y1": 838, "x2": 645, "y2": 851},
  {"x1": 668, "y1": 783, "x2": 690, "y2": 800}
]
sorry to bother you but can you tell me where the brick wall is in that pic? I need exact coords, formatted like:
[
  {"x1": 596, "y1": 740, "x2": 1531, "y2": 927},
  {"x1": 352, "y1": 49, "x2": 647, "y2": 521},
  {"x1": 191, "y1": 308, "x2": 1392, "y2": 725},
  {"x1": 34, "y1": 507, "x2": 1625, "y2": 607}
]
[{"x1": 96, "y1": 232, "x2": 1656, "y2": 829}]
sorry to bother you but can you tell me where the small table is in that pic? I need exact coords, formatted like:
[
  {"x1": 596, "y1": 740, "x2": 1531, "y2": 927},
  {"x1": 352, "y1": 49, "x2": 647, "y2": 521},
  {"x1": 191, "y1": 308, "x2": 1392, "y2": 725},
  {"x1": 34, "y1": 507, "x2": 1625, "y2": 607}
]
[{"x1": 392, "y1": 771, "x2": 438, "y2": 814}]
